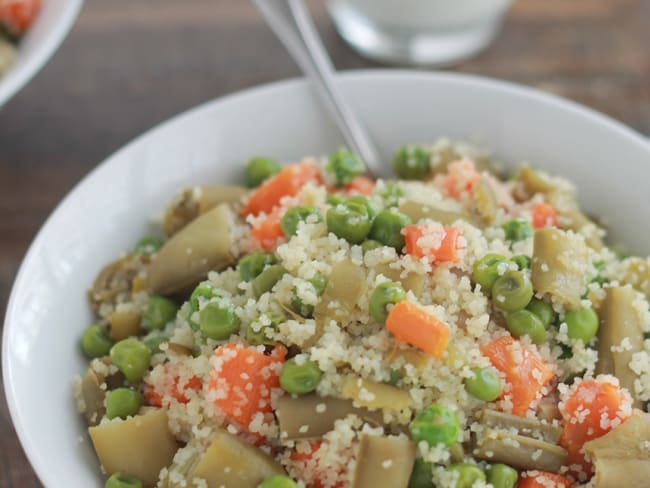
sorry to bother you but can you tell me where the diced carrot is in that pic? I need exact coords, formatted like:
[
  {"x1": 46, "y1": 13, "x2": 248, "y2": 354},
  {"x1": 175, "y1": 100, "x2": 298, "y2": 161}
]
[
  {"x1": 481, "y1": 336, "x2": 554, "y2": 416},
  {"x1": 517, "y1": 470, "x2": 571, "y2": 488},
  {"x1": 250, "y1": 207, "x2": 284, "y2": 251},
  {"x1": 242, "y1": 161, "x2": 321, "y2": 216},
  {"x1": 434, "y1": 160, "x2": 480, "y2": 199},
  {"x1": 403, "y1": 224, "x2": 460, "y2": 264},
  {"x1": 0, "y1": 0, "x2": 40, "y2": 36},
  {"x1": 290, "y1": 441, "x2": 344, "y2": 488},
  {"x1": 386, "y1": 301, "x2": 450, "y2": 358},
  {"x1": 145, "y1": 370, "x2": 202, "y2": 407},
  {"x1": 559, "y1": 377, "x2": 632, "y2": 479},
  {"x1": 344, "y1": 175, "x2": 375, "y2": 196},
  {"x1": 532, "y1": 202, "x2": 558, "y2": 229},
  {"x1": 208, "y1": 343, "x2": 286, "y2": 428}
]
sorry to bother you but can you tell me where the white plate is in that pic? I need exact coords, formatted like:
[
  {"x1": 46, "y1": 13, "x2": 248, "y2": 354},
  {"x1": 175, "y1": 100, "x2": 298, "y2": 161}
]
[
  {"x1": 0, "y1": 0, "x2": 82, "y2": 107},
  {"x1": 3, "y1": 71, "x2": 650, "y2": 486}
]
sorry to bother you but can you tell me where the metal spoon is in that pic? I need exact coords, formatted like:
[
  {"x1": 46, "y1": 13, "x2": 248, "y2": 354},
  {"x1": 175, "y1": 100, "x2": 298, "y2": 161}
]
[{"x1": 253, "y1": 0, "x2": 382, "y2": 176}]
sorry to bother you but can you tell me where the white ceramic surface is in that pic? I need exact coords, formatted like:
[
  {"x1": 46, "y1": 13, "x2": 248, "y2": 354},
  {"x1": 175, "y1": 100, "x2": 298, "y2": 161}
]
[
  {"x1": 0, "y1": 0, "x2": 82, "y2": 107},
  {"x1": 3, "y1": 71, "x2": 650, "y2": 487}
]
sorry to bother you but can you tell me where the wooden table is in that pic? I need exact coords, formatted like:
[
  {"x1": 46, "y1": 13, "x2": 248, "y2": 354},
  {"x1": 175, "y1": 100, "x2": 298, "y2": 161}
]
[{"x1": 1, "y1": 0, "x2": 648, "y2": 485}]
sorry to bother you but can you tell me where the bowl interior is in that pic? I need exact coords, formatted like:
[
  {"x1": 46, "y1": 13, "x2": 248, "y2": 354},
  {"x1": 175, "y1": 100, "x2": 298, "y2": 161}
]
[{"x1": 4, "y1": 71, "x2": 650, "y2": 486}]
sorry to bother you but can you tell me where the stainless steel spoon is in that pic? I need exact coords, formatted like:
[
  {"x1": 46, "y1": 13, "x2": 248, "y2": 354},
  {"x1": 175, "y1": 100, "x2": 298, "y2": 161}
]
[{"x1": 253, "y1": 0, "x2": 382, "y2": 176}]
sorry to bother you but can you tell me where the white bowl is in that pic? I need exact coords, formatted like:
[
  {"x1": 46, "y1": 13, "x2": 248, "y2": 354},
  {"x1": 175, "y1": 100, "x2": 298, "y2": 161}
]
[
  {"x1": 4, "y1": 71, "x2": 650, "y2": 486},
  {"x1": 0, "y1": 0, "x2": 82, "y2": 107}
]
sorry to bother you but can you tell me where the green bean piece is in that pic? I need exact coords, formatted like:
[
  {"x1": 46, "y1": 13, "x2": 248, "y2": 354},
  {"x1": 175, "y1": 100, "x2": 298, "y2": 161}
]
[
  {"x1": 408, "y1": 458, "x2": 434, "y2": 488},
  {"x1": 487, "y1": 464, "x2": 518, "y2": 488},
  {"x1": 369, "y1": 208, "x2": 411, "y2": 250},
  {"x1": 447, "y1": 463, "x2": 486, "y2": 488},
  {"x1": 326, "y1": 148, "x2": 366, "y2": 187},
  {"x1": 393, "y1": 145, "x2": 431, "y2": 180},
  {"x1": 502, "y1": 219, "x2": 533, "y2": 242},
  {"x1": 143, "y1": 336, "x2": 168, "y2": 354},
  {"x1": 244, "y1": 157, "x2": 281, "y2": 188},
  {"x1": 505, "y1": 309, "x2": 546, "y2": 345},
  {"x1": 132, "y1": 236, "x2": 164, "y2": 255},
  {"x1": 81, "y1": 324, "x2": 114, "y2": 359},
  {"x1": 565, "y1": 305, "x2": 599, "y2": 343},
  {"x1": 252, "y1": 265, "x2": 287, "y2": 298},
  {"x1": 464, "y1": 367, "x2": 502, "y2": 402},
  {"x1": 369, "y1": 282, "x2": 406, "y2": 323},
  {"x1": 105, "y1": 388, "x2": 143, "y2": 420},
  {"x1": 361, "y1": 239, "x2": 383, "y2": 254},
  {"x1": 142, "y1": 296, "x2": 178, "y2": 331},
  {"x1": 326, "y1": 201, "x2": 371, "y2": 244},
  {"x1": 512, "y1": 255, "x2": 531, "y2": 270},
  {"x1": 410, "y1": 404, "x2": 459, "y2": 448},
  {"x1": 105, "y1": 472, "x2": 143, "y2": 488},
  {"x1": 347, "y1": 195, "x2": 381, "y2": 221},
  {"x1": 492, "y1": 270, "x2": 533, "y2": 311},
  {"x1": 281, "y1": 205, "x2": 322, "y2": 237},
  {"x1": 110, "y1": 339, "x2": 151, "y2": 383},
  {"x1": 258, "y1": 475, "x2": 298, "y2": 488},
  {"x1": 379, "y1": 182, "x2": 404, "y2": 207},
  {"x1": 199, "y1": 301, "x2": 241, "y2": 340},
  {"x1": 527, "y1": 298, "x2": 555, "y2": 329},
  {"x1": 291, "y1": 273, "x2": 328, "y2": 317},
  {"x1": 279, "y1": 358, "x2": 323, "y2": 395},
  {"x1": 472, "y1": 254, "x2": 511, "y2": 294},
  {"x1": 239, "y1": 251, "x2": 276, "y2": 282}
]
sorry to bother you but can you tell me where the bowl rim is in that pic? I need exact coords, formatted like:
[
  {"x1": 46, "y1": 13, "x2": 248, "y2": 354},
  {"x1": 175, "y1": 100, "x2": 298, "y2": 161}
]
[
  {"x1": 0, "y1": 0, "x2": 84, "y2": 107},
  {"x1": 3, "y1": 69, "x2": 650, "y2": 485}
]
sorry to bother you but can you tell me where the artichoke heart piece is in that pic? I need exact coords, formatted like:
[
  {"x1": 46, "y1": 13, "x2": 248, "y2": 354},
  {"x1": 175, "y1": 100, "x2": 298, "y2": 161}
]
[
  {"x1": 478, "y1": 408, "x2": 562, "y2": 444},
  {"x1": 352, "y1": 434, "x2": 416, "y2": 488},
  {"x1": 398, "y1": 199, "x2": 468, "y2": 226},
  {"x1": 341, "y1": 376, "x2": 412, "y2": 411},
  {"x1": 314, "y1": 259, "x2": 366, "y2": 321}
]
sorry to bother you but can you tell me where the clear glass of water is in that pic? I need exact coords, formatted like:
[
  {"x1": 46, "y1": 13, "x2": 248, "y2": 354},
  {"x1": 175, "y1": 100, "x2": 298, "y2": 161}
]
[{"x1": 327, "y1": 0, "x2": 515, "y2": 67}]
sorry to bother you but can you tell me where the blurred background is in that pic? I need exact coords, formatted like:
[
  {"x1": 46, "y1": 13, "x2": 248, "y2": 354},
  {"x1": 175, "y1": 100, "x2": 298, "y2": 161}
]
[{"x1": 1, "y1": 0, "x2": 649, "y2": 485}]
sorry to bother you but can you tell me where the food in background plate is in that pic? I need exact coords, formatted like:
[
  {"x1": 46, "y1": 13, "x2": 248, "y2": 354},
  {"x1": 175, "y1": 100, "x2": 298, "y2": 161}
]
[
  {"x1": 0, "y1": 0, "x2": 41, "y2": 76},
  {"x1": 74, "y1": 139, "x2": 650, "y2": 488}
]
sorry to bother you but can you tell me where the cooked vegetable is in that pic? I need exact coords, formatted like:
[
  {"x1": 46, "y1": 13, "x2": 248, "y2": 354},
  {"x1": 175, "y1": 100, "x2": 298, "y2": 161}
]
[
  {"x1": 472, "y1": 254, "x2": 511, "y2": 294},
  {"x1": 326, "y1": 201, "x2": 371, "y2": 244},
  {"x1": 464, "y1": 367, "x2": 502, "y2": 402},
  {"x1": 374, "y1": 263, "x2": 425, "y2": 296},
  {"x1": 199, "y1": 301, "x2": 241, "y2": 340},
  {"x1": 250, "y1": 207, "x2": 284, "y2": 251},
  {"x1": 491, "y1": 270, "x2": 533, "y2": 312},
  {"x1": 88, "y1": 408, "x2": 178, "y2": 486},
  {"x1": 502, "y1": 219, "x2": 533, "y2": 242},
  {"x1": 342, "y1": 376, "x2": 413, "y2": 411},
  {"x1": 505, "y1": 309, "x2": 546, "y2": 345},
  {"x1": 486, "y1": 464, "x2": 517, "y2": 488},
  {"x1": 516, "y1": 471, "x2": 571, "y2": 488},
  {"x1": 109, "y1": 308, "x2": 142, "y2": 341},
  {"x1": 105, "y1": 472, "x2": 143, "y2": 488},
  {"x1": 314, "y1": 259, "x2": 366, "y2": 320},
  {"x1": 512, "y1": 254, "x2": 531, "y2": 270},
  {"x1": 344, "y1": 175, "x2": 375, "y2": 196},
  {"x1": 410, "y1": 404, "x2": 459, "y2": 448},
  {"x1": 398, "y1": 200, "x2": 467, "y2": 226},
  {"x1": 238, "y1": 251, "x2": 276, "y2": 282},
  {"x1": 369, "y1": 281, "x2": 406, "y2": 323},
  {"x1": 526, "y1": 298, "x2": 554, "y2": 329},
  {"x1": 531, "y1": 228, "x2": 589, "y2": 309},
  {"x1": 386, "y1": 301, "x2": 450, "y2": 358},
  {"x1": 361, "y1": 239, "x2": 382, "y2": 254},
  {"x1": 473, "y1": 177, "x2": 498, "y2": 226},
  {"x1": 564, "y1": 305, "x2": 599, "y2": 343},
  {"x1": 259, "y1": 475, "x2": 298, "y2": 488},
  {"x1": 142, "y1": 296, "x2": 178, "y2": 331},
  {"x1": 531, "y1": 202, "x2": 558, "y2": 229},
  {"x1": 147, "y1": 204, "x2": 235, "y2": 295},
  {"x1": 245, "y1": 157, "x2": 281, "y2": 187},
  {"x1": 252, "y1": 264, "x2": 287, "y2": 298},
  {"x1": 478, "y1": 409, "x2": 562, "y2": 444},
  {"x1": 403, "y1": 224, "x2": 460, "y2": 264},
  {"x1": 190, "y1": 281, "x2": 219, "y2": 310},
  {"x1": 408, "y1": 459, "x2": 434, "y2": 488},
  {"x1": 105, "y1": 388, "x2": 143, "y2": 420},
  {"x1": 81, "y1": 324, "x2": 114, "y2": 359},
  {"x1": 89, "y1": 254, "x2": 149, "y2": 313},
  {"x1": 327, "y1": 149, "x2": 366, "y2": 187},
  {"x1": 369, "y1": 208, "x2": 411, "y2": 249},
  {"x1": 281, "y1": 205, "x2": 322, "y2": 237},
  {"x1": 446, "y1": 463, "x2": 485, "y2": 488},
  {"x1": 280, "y1": 358, "x2": 322, "y2": 395},
  {"x1": 80, "y1": 366, "x2": 107, "y2": 426},
  {"x1": 133, "y1": 236, "x2": 164, "y2": 255},
  {"x1": 110, "y1": 339, "x2": 151, "y2": 383},
  {"x1": 291, "y1": 273, "x2": 327, "y2": 317},
  {"x1": 188, "y1": 429, "x2": 285, "y2": 487},
  {"x1": 352, "y1": 434, "x2": 416, "y2": 488},
  {"x1": 393, "y1": 145, "x2": 431, "y2": 180},
  {"x1": 347, "y1": 195, "x2": 380, "y2": 221}
]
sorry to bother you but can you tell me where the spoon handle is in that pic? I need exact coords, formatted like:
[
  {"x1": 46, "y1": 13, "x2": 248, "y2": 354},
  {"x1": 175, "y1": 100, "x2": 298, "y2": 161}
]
[{"x1": 253, "y1": 0, "x2": 382, "y2": 175}]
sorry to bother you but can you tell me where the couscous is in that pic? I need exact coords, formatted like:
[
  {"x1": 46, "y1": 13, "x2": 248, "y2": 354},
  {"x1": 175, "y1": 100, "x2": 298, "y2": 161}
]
[{"x1": 75, "y1": 139, "x2": 650, "y2": 488}]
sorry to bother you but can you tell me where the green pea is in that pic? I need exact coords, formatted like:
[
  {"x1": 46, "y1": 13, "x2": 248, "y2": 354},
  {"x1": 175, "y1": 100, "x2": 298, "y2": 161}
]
[
  {"x1": 110, "y1": 339, "x2": 151, "y2": 383},
  {"x1": 326, "y1": 201, "x2": 371, "y2": 244},
  {"x1": 142, "y1": 296, "x2": 178, "y2": 331},
  {"x1": 492, "y1": 270, "x2": 533, "y2": 311},
  {"x1": 370, "y1": 281, "x2": 406, "y2": 323},
  {"x1": 258, "y1": 474, "x2": 298, "y2": 488},
  {"x1": 502, "y1": 219, "x2": 533, "y2": 242},
  {"x1": 464, "y1": 367, "x2": 502, "y2": 402},
  {"x1": 246, "y1": 312, "x2": 284, "y2": 346},
  {"x1": 239, "y1": 251, "x2": 276, "y2": 282},
  {"x1": 347, "y1": 195, "x2": 380, "y2": 221},
  {"x1": 245, "y1": 157, "x2": 281, "y2": 188},
  {"x1": 279, "y1": 358, "x2": 322, "y2": 395},
  {"x1": 291, "y1": 274, "x2": 327, "y2": 317},
  {"x1": 281, "y1": 205, "x2": 322, "y2": 237},
  {"x1": 326, "y1": 193, "x2": 346, "y2": 206},
  {"x1": 512, "y1": 254, "x2": 531, "y2": 270},
  {"x1": 143, "y1": 336, "x2": 168, "y2": 354},
  {"x1": 132, "y1": 236, "x2": 163, "y2": 255},
  {"x1": 505, "y1": 309, "x2": 547, "y2": 345},
  {"x1": 105, "y1": 472, "x2": 143, "y2": 488},
  {"x1": 369, "y1": 208, "x2": 411, "y2": 249},
  {"x1": 379, "y1": 182, "x2": 404, "y2": 207},
  {"x1": 527, "y1": 298, "x2": 555, "y2": 328},
  {"x1": 447, "y1": 463, "x2": 486, "y2": 488},
  {"x1": 408, "y1": 458, "x2": 434, "y2": 488},
  {"x1": 326, "y1": 148, "x2": 366, "y2": 187},
  {"x1": 361, "y1": 239, "x2": 383, "y2": 254},
  {"x1": 410, "y1": 404, "x2": 459, "y2": 448},
  {"x1": 487, "y1": 464, "x2": 518, "y2": 488},
  {"x1": 106, "y1": 388, "x2": 143, "y2": 420},
  {"x1": 81, "y1": 324, "x2": 114, "y2": 359},
  {"x1": 472, "y1": 254, "x2": 511, "y2": 294},
  {"x1": 393, "y1": 145, "x2": 431, "y2": 180},
  {"x1": 565, "y1": 305, "x2": 599, "y2": 343},
  {"x1": 199, "y1": 301, "x2": 241, "y2": 340},
  {"x1": 252, "y1": 264, "x2": 287, "y2": 298},
  {"x1": 190, "y1": 281, "x2": 219, "y2": 311}
]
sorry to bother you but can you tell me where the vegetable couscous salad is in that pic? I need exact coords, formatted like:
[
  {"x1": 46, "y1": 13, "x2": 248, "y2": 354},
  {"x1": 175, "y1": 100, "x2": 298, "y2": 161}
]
[{"x1": 75, "y1": 140, "x2": 650, "y2": 488}]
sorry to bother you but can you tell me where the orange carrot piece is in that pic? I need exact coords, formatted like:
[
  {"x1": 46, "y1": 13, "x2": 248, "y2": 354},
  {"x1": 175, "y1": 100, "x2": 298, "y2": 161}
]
[
  {"x1": 559, "y1": 377, "x2": 631, "y2": 479},
  {"x1": 344, "y1": 175, "x2": 375, "y2": 196},
  {"x1": 291, "y1": 441, "x2": 344, "y2": 488},
  {"x1": 481, "y1": 336, "x2": 554, "y2": 416},
  {"x1": 0, "y1": 0, "x2": 40, "y2": 35},
  {"x1": 385, "y1": 301, "x2": 450, "y2": 358},
  {"x1": 250, "y1": 207, "x2": 284, "y2": 251},
  {"x1": 145, "y1": 372, "x2": 202, "y2": 407},
  {"x1": 435, "y1": 160, "x2": 480, "y2": 199},
  {"x1": 208, "y1": 344, "x2": 286, "y2": 428},
  {"x1": 242, "y1": 161, "x2": 321, "y2": 216},
  {"x1": 532, "y1": 202, "x2": 558, "y2": 229},
  {"x1": 517, "y1": 471, "x2": 572, "y2": 488},
  {"x1": 403, "y1": 224, "x2": 460, "y2": 264}
]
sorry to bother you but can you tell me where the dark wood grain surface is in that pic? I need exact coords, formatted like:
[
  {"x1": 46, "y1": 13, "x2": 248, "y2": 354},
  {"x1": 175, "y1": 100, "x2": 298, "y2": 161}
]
[{"x1": 1, "y1": 0, "x2": 649, "y2": 485}]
